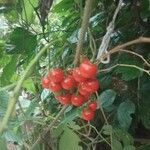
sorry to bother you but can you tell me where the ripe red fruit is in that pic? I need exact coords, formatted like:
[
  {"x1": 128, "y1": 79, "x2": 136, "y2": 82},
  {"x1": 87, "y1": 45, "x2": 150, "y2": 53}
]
[
  {"x1": 41, "y1": 77, "x2": 49, "y2": 88},
  {"x1": 79, "y1": 60, "x2": 97, "y2": 78},
  {"x1": 86, "y1": 79, "x2": 99, "y2": 92},
  {"x1": 79, "y1": 84, "x2": 90, "y2": 97},
  {"x1": 48, "y1": 68, "x2": 64, "y2": 83},
  {"x1": 81, "y1": 108, "x2": 94, "y2": 121},
  {"x1": 73, "y1": 68, "x2": 87, "y2": 82},
  {"x1": 49, "y1": 81, "x2": 62, "y2": 92},
  {"x1": 55, "y1": 94, "x2": 71, "y2": 105},
  {"x1": 61, "y1": 75, "x2": 76, "y2": 90},
  {"x1": 71, "y1": 94, "x2": 85, "y2": 106},
  {"x1": 88, "y1": 101, "x2": 97, "y2": 111}
]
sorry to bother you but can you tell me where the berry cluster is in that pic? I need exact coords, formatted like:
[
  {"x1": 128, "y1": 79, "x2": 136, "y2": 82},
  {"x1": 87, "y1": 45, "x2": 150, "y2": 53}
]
[{"x1": 41, "y1": 59, "x2": 99, "y2": 121}]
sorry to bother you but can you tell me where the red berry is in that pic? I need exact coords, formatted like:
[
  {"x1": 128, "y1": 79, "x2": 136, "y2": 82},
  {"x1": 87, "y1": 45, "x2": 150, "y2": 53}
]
[
  {"x1": 55, "y1": 94, "x2": 71, "y2": 105},
  {"x1": 48, "y1": 68, "x2": 64, "y2": 83},
  {"x1": 86, "y1": 79, "x2": 99, "y2": 92},
  {"x1": 71, "y1": 94, "x2": 85, "y2": 106},
  {"x1": 49, "y1": 81, "x2": 62, "y2": 92},
  {"x1": 61, "y1": 75, "x2": 76, "y2": 90},
  {"x1": 41, "y1": 77, "x2": 49, "y2": 88},
  {"x1": 78, "y1": 82, "x2": 91, "y2": 96},
  {"x1": 79, "y1": 60, "x2": 97, "y2": 78},
  {"x1": 81, "y1": 108, "x2": 94, "y2": 121},
  {"x1": 73, "y1": 68, "x2": 87, "y2": 82},
  {"x1": 88, "y1": 101, "x2": 97, "y2": 111}
]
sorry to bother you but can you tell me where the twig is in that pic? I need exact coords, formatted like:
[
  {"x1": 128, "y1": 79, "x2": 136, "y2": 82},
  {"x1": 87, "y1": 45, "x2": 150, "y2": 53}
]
[
  {"x1": 120, "y1": 49, "x2": 150, "y2": 67},
  {"x1": 96, "y1": 92, "x2": 108, "y2": 125},
  {"x1": 30, "y1": 105, "x2": 68, "y2": 150},
  {"x1": 97, "y1": 37, "x2": 150, "y2": 63},
  {"x1": 95, "y1": 92, "x2": 112, "y2": 148},
  {"x1": 0, "y1": 41, "x2": 55, "y2": 134},
  {"x1": 73, "y1": 0, "x2": 93, "y2": 66},
  {"x1": 96, "y1": 0, "x2": 123, "y2": 63},
  {"x1": 98, "y1": 64, "x2": 150, "y2": 76},
  {"x1": 90, "y1": 125, "x2": 111, "y2": 147}
]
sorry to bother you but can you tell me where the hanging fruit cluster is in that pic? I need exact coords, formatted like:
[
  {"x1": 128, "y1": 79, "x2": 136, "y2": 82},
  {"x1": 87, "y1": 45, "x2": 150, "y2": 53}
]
[{"x1": 41, "y1": 59, "x2": 99, "y2": 121}]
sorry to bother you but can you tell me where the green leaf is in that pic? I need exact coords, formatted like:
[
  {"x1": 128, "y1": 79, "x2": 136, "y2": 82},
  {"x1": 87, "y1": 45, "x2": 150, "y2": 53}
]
[
  {"x1": 137, "y1": 144, "x2": 150, "y2": 150},
  {"x1": 41, "y1": 89, "x2": 50, "y2": 101},
  {"x1": 0, "y1": 138, "x2": 7, "y2": 150},
  {"x1": 6, "y1": 27, "x2": 37, "y2": 55},
  {"x1": 140, "y1": 79, "x2": 150, "y2": 129},
  {"x1": 102, "y1": 124, "x2": 113, "y2": 135},
  {"x1": 61, "y1": 108, "x2": 79, "y2": 124},
  {"x1": 59, "y1": 127, "x2": 82, "y2": 150},
  {"x1": 113, "y1": 128, "x2": 134, "y2": 146},
  {"x1": 98, "y1": 89, "x2": 116, "y2": 108},
  {"x1": 117, "y1": 100, "x2": 135, "y2": 130},
  {"x1": 115, "y1": 54, "x2": 143, "y2": 81},
  {"x1": 22, "y1": 0, "x2": 38, "y2": 23},
  {"x1": 0, "y1": 90, "x2": 9, "y2": 115},
  {"x1": 0, "y1": 55, "x2": 18, "y2": 86},
  {"x1": 3, "y1": 130, "x2": 22, "y2": 144},
  {"x1": 112, "y1": 139, "x2": 123, "y2": 150},
  {"x1": 22, "y1": 79, "x2": 36, "y2": 93},
  {"x1": 123, "y1": 145, "x2": 136, "y2": 150},
  {"x1": 25, "y1": 100, "x2": 38, "y2": 117}
]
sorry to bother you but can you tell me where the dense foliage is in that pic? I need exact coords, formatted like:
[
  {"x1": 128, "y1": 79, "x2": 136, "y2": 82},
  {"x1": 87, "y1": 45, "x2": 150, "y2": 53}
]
[{"x1": 0, "y1": 0, "x2": 150, "y2": 149}]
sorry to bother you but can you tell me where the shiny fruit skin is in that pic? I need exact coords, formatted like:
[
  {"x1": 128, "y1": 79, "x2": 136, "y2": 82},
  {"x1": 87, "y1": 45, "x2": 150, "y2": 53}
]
[
  {"x1": 86, "y1": 79, "x2": 99, "y2": 92},
  {"x1": 49, "y1": 81, "x2": 62, "y2": 92},
  {"x1": 88, "y1": 101, "x2": 97, "y2": 111},
  {"x1": 71, "y1": 94, "x2": 84, "y2": 106},
  {"x1": 78, "y1": 82, "x2": 90, "y2": 96},
  {"x1": 81, "y1": 108, "x2": 94, "y2": 121},
  {"x1": 61, "y1": 75, "x2": 76, "y2": 90},
  {"x1": 41, "y1": 77, "x2": 49, "y2": 88},
  {"x1": 73, "y1": 68, "x2": 87, "y2": 82},
  {"x1": 79, "y1": 60, "x2": 97, "y2": 78},
  {"x1": 55, "y1": 94, "x2": 71, "y2": 105},
  {"x1": 48, "y1": 68, "x2": 64, "y2": 83}
]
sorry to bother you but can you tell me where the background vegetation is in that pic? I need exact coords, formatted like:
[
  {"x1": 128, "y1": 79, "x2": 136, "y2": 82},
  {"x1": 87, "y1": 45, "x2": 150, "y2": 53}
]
[{"x1": 0, "y1": 0, "x2": 150, "y2": 149}]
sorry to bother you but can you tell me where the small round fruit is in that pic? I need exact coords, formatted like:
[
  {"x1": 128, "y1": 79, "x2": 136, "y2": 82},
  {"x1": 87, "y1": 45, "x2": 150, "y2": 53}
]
[
  {"x1": 73, "y1": 68, "x2": 87, "y2": 82},
  {"x1": 71, "y1": 94, "x2": 84, "y2": 106},
  {"x1": 86, "y1": 79, "x2": 99, "y2": 92},
  {"x1": 79, "y1": 60, "x2": 97, "y2": 78},
  {"x1": 48, "y1": 68, "x2": 64, "y2": 83},
  {"x1": 55, "y1": 94, "x2": 71, "y2": 105},
  {"x1": 88, "y1": 101, "x2": 97, "y2": 111},
  {"x1": 78, "y1": 82, "x2": 91, "y2": 96},
  {"x1": 61, "y1": 75, "x2": 76, "y2": 90},
  {"x1": 41, "y1": 77, "x2": 49, "y2": 88},
  {"x1": 81, "y1": 108, "x2": 94, "y2": 121},
  {"x1": 49, "y1": 81, "x2": 62, "y2": 92}
]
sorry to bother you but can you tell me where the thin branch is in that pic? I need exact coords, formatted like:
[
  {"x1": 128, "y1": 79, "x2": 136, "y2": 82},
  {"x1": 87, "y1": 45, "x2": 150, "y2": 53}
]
[
  {"x1": 96, "y1": 92, "x2": 108, "y2": 125},
  {"x1": 96, "y1": 37, "x2": 150, "y2": 64},
  {"x1": 73, "y1": 0, "x2": 93, "y2": 66},
  {"x1": 0, "y1": 41, "x2": 55, "y2": 134},
  {"x1": 30, "y1": 105, "x2": 68, "y2": 150},
  {"x1": 98, "y1": 64, "x2": 150, "y2": 76},
  {"x1": 120, "y1": 49, "x2": 150, "y2": 67}
]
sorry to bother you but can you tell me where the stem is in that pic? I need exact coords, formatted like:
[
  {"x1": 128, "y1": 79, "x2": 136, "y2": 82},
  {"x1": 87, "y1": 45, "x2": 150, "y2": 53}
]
[
  {"x1": 0, "y1": 42, "x2": 54, "y2": 134},
  {"x1": 98, "y1": 64, "x2": 150, "y2": 76},
  {"x1": 30, "y1": 105, "x2": 68, "y2": 150},
  {"x1": 73, "y1": 0, "x2": 93, "y2": 66},
  {"x1": 97, "y1": 37, "x2": 150, "y2": 63}
]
